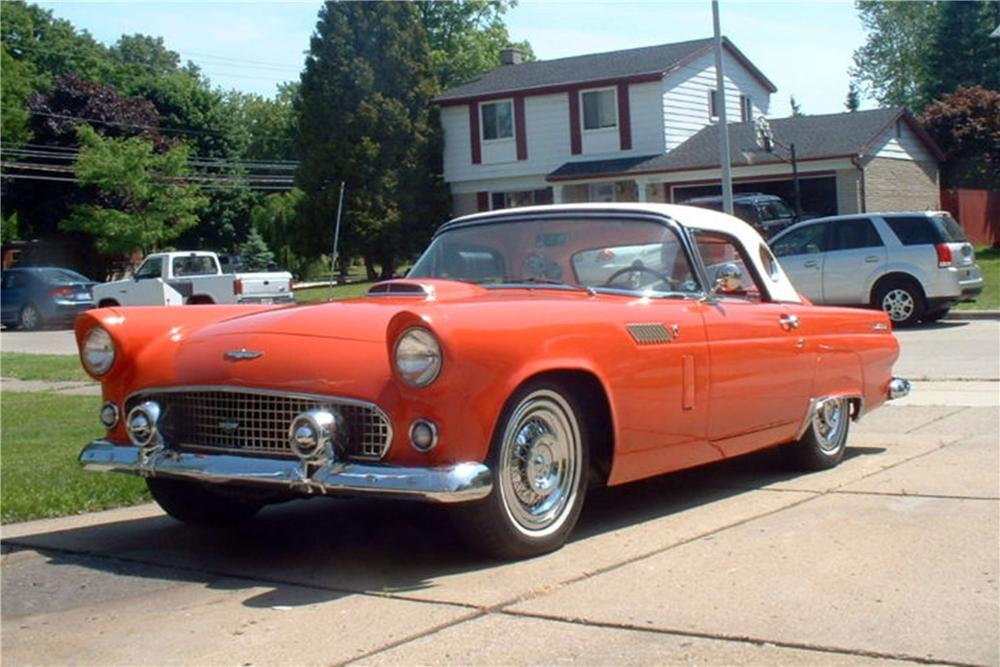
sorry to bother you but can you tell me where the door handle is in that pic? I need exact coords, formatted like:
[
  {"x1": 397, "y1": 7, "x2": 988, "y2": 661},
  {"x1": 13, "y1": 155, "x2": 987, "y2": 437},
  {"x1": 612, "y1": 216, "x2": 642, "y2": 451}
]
[
  {"x1": 864, "y1": 256, "x2": 879, "y2": 263},
  {"x1": 803, "y1": 260, "x2": 819, "y2": 268},
  {"x1": 779, "y1": 314, "x2": 800, "y2": 331}
]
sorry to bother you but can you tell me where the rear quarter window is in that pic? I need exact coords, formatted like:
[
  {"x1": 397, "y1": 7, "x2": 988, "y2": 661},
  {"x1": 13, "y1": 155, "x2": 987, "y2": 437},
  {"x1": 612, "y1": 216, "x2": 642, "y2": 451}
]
[
  {"x1": 933, "y1": 213, "x2": 968, "y2": 242},
  {"x1": 884, "y1": 216, "x2": 945, "y2": 245}
]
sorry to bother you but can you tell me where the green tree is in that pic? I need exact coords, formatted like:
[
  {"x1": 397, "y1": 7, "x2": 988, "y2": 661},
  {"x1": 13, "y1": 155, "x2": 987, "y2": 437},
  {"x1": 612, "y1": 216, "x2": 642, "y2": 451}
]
[
  {"x1": 845, "y1": 82, "x2": 860, "y2": 113},
  {"x1": 239, "y1": 227, "x2": 275, "y2": 270},
  {"x1": 925, "y1": 1, "x2": 1000, "y2": 103},
  {"x1": 250, "y1": 188, "x2": 304, "y2": 272},
  {"x1": 416, "y1": 0, "x2": 534, "y2": 89},
  {"x1": 296, "y1": 1, "x2": 449, "y2": 279},
  {"x1": 63, "y1": 125, "x2": 207, "y2": 255},
  {"x1": 851, "y1": 1, "x2": 1000, "y2": 113},
  {"x1": 790, "y1": 95, "x2": 802, "y2": 117},
  {"x1": 1, "y1": 48, "x2": 35, "y2": 145},
  {"x1": 226, "y1": 84, "x2": 299, "y2": 162},
  {"x1": 920, "y1": 86, "x2": 1000, "y2": 189}
]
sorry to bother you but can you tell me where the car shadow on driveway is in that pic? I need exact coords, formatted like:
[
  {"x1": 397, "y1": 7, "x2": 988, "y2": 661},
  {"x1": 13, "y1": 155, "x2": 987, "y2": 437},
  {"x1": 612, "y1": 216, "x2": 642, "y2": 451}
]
[{"x1": 1, "y1": 444, "x2": 887, "y2": 611}]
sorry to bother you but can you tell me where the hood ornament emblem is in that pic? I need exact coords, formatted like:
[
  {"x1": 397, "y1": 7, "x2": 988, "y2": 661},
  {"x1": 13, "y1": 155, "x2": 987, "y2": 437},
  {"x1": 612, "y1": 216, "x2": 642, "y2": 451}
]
[{"x1": 225, "y1": 348, "x2": 264, "y2": 361}]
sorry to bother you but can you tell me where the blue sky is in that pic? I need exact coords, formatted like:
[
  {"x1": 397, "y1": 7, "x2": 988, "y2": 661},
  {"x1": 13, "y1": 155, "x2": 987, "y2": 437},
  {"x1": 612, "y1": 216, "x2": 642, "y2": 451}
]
[{"x1": 35, "y1": 1, "x2": 875, "y2": 116}]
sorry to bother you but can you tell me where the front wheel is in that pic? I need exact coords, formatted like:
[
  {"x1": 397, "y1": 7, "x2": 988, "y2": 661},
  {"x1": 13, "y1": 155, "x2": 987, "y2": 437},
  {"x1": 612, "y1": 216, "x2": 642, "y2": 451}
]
[
  {"x1": 147, "y1": 477, "x2": 264, "y2": 525},
  {"x1": 782, "y1": 397, "x2": 851, "y2": 471},
  {"x1": 454, "y1": 381, "x2": 589, "y2": 559}
]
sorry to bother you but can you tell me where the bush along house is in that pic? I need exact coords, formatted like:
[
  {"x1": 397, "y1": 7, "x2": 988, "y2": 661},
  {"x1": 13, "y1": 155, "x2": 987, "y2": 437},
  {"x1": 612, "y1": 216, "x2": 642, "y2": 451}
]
[{"x1": 435, "y1": 37, "x2": 944, "y2": 219}]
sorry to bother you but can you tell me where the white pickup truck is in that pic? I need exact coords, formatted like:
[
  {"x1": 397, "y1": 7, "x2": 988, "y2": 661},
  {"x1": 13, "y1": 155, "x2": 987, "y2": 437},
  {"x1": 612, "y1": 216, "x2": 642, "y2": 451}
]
[{"x1": 92, "y1": 251, "x2": 294, "y2": 307}]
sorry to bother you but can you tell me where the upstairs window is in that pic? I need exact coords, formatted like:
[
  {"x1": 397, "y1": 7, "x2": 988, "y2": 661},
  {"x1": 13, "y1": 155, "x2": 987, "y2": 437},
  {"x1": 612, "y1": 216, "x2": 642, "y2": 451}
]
[
  {"x1": 481, "y1": 100, "x2": 513, "y2": 141},
  {"x1": 740, "y1": 95, "x2": 753, "y2": 122},
  {"x1": 709, "y1": 89, "x2": 721, "y2": 118},
  {"x1": 582, "y1": 89, "x2": 617, "y2": 130}
]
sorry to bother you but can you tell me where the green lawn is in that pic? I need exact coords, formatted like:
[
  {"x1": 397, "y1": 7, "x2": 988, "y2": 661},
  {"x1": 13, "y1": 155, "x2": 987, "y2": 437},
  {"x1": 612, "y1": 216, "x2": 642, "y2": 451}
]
[
  {"x1": 294, "y1": 281, "x2": 373, "y2": 303},
  {"x1": 955, "y1": 246, "x2": 1000, "y2": 310},
  {"x1": 0, "y1": 392, "x2": 149, "y2": 523},
  {"x1": 1, "y1": 352, "x2": 90, "y2": 382}
]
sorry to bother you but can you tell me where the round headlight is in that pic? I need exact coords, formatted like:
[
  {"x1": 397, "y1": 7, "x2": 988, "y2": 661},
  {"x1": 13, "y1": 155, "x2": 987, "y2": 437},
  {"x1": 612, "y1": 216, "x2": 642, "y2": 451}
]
[
  {"x1": 394, "y1": 327, "x2": 442, "y2": 387},
  {"x1": 82, "y1": 327, "x2": 116, "y2": 376}
]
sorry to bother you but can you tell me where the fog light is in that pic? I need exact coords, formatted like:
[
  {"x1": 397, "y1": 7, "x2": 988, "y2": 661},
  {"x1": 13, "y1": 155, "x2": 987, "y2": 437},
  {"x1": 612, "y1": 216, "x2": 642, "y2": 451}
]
[
  {"x1": 126, "y1": 401, "x2": 161, "y2": 447},
  {"x1": 99, "y1": 402, "x2": 120, "y2": 429},
  {"x1": 409, "y1": 419, "x2": 438, "y2": 452},
  {"x1": 289, "y1": 409, "x2": 339, "y2": 461}
]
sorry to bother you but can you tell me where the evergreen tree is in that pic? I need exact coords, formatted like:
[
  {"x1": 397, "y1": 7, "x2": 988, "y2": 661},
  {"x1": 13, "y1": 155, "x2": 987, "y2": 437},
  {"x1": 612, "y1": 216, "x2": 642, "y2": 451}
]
[
  {"x1": 240, "y1": 227, "x2": 275, "y2": 271},
  {"x1": 296, "y1": 1, "x2": 449, "y2": 279},
  {"x1": 925, "y1": 1, "x2": 1000, "y2": 103},
  {"x1": 790, "y1": 95, "x2": 803, "y2": 117},
  {"x1": 845, "y1": 82, "x2": 860, "y2": 112}
]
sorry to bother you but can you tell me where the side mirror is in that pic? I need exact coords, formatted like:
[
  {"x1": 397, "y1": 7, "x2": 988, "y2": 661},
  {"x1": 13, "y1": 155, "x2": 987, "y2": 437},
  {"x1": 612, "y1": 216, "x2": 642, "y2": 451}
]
[{"x1": 710, "y1": 263, "x2": 744, "y2": 296}]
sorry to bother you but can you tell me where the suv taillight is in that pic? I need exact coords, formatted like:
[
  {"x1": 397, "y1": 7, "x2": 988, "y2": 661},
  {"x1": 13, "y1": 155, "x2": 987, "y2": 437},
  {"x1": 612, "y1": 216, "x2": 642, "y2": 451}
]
[
  {"x1": 935, "y1": 243, "x2": 953, "y2": 268},
  {"x1": 233, "y1": 278, "x2": 243, "y2": 295}
]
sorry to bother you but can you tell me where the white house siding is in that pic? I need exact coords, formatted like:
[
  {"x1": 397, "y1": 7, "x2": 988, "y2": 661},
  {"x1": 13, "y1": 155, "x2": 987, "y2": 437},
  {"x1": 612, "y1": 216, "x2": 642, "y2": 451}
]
[
  {"x1": 870, "y1": 122, "x2": 934, "y2": 163},
  {"x1": 661, "y1": 50, "x2": 772, "y2": 151}
]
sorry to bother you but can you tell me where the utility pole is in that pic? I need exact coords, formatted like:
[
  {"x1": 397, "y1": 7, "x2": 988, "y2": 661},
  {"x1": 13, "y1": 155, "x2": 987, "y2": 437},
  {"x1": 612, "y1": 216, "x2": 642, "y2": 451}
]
[
  {"x1": 712, "y1": 0, "x2": 734, "y2": 215},
  {"x1": 331, "y1": 181, "x2": 345, "y2": 287}
]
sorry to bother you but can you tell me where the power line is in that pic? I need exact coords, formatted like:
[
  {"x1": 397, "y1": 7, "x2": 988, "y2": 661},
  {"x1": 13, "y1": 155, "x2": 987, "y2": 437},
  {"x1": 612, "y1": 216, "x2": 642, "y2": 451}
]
[
  {"x1": 1, "y1": 146, "x2": 299, "y2": 170},
  {"x1": 8, "y1": 142, "x2": 300, "y2": 165}
]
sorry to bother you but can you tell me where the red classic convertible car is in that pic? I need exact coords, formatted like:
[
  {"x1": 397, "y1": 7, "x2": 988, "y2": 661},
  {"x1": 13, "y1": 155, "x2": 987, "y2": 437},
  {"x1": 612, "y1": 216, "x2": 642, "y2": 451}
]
[{"x1": 77, "y1": 204, "x2": 910, "y2": 558}]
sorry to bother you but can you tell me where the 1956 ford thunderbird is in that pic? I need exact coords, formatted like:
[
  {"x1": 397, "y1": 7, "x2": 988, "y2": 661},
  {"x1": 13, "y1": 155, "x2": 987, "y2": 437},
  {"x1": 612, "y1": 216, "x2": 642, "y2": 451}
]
[{"x1": 77, "y1": 203, "x2": 910, "y2": 559}]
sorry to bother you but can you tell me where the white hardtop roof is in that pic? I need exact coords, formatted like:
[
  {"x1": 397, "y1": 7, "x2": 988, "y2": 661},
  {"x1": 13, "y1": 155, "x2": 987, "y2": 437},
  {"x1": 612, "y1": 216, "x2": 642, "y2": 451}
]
[{"x1": 447, "y1": 203, "x2": 803, "y2": 303}]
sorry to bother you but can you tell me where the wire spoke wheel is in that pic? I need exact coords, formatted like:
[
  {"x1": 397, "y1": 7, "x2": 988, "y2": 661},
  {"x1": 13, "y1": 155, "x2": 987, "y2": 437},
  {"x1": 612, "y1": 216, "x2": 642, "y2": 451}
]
[{"x1": 498, "y1": 389, "x2": 583, "y2": 538}]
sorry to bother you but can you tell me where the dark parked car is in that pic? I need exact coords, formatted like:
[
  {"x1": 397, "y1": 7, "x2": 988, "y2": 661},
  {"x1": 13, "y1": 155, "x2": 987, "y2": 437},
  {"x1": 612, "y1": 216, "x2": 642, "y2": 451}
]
[
  {"x1": 1, "y1": 267, "x2": 96, "y2": 330},
  {"x1": 683, "y1": 193, "x2": 796, "y2": 238}
]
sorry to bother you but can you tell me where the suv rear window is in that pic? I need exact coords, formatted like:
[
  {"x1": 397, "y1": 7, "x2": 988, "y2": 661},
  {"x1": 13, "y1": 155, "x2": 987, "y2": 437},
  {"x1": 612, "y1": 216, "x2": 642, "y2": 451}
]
[
  {"x1": 933, "y1": 213, "x2": 968, "y2": 242},
  {"x1": 884, "y1": 216, "x2": 945, "y2": 245}
]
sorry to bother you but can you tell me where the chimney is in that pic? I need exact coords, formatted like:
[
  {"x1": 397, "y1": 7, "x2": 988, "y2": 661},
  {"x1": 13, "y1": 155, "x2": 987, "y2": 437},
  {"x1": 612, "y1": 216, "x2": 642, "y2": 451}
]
[{"x1": 500, "y1": 47, "x2": 524, "y2": 66}]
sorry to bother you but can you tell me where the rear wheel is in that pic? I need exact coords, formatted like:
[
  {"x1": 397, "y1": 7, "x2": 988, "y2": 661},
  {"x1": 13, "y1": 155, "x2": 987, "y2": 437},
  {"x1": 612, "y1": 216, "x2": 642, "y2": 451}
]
[
  {"x1": 147, "y1": 477, "x2": 264, "y2": 525},
  {"x1": 873, "y1": 278, "x2": 925, "y2": 328},
  {"x1": 18, "y1": 303, "x2": 41, "y2": 331},
  {"x1": 782, "y1": 397, "x2": 850, "y2": 471},
  {"x1": 454, "y1": 381, "x2": 589, "y2": 559}
]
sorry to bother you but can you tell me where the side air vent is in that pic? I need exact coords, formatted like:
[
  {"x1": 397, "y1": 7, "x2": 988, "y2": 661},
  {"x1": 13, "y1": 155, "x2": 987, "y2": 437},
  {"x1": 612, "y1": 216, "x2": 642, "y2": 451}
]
[
  {"x1": 367, "y1": 281, "x2": 428, "y2": 296},
  {"x1": 626, "y1": 323, "x2": 676, "y2": 345}
]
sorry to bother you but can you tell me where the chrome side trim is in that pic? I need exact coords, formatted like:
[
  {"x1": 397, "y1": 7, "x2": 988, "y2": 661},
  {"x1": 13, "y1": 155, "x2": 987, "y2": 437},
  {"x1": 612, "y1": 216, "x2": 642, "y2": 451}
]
[
  {"x1": 79, "y1": 440, "x2": 492, "y2": 504},
  {"x1": 795, "y1": 394, "x2": 864, "y2": 440},
  {"x1": 888, "y1": 377, "x2": 911, "y2": 400}
]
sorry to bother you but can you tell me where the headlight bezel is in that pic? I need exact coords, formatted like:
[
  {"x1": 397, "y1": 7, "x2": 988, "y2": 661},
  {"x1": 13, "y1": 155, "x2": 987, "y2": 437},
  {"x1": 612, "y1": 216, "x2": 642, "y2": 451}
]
[
  {"x1": 393, "y1": 326, "x2": 443, "y2": 388},
  {"x1": 81, "y1": 326, "x2": 116, "y2": 376}
]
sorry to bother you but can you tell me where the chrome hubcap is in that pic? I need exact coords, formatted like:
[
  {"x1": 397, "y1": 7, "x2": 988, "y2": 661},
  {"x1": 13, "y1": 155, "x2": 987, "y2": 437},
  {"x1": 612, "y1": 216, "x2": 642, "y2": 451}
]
[
  {"x1": 813, "y1": 398, "x2": 846, "y2": 453},
  {"x1": 499, "y1": 390, "x2": 581, "y2": 537},
  {"x1": 20, "y1": 306, "x2": 38, "y2": 329},
  {"x1": 882, "y1": 289, "x2": 914, "y2": 322}
]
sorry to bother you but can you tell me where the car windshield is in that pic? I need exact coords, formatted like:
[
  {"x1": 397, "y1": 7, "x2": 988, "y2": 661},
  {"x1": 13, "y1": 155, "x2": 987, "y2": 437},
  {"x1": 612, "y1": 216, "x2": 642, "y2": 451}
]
[
  {"x1": 408, "y1": 216, "x2": 702, "y2": 296},
  {"x1": 36, "y1": 268, "x2": 90, "y2": 284}
]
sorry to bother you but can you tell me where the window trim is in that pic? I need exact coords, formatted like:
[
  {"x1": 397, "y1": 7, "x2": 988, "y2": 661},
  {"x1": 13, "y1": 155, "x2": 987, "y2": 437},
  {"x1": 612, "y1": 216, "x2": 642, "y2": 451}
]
[
  {"x1": 580, "y1": 86, "x2": 618, "y2": 132},
  {"x1": 480, "y1": 98, "x2": 515, "y2": 143}
]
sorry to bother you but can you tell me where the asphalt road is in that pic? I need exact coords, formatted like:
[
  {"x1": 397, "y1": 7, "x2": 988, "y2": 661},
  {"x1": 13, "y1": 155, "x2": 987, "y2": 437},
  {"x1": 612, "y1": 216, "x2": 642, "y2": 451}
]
[{"x1": 1, "y1": 317, "x2": 998, "y2": 666}]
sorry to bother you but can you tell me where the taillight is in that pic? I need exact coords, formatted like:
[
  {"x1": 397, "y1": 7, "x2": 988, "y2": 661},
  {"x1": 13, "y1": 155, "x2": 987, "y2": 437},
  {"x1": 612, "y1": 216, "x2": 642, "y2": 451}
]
[
  {"x1": 935, "y1": 243, "x2": 952, "y2": 268},
  {"x1": 233, "y1": 278, "x2": 243, "y2": 295},
  {"x1": 49, "y1": 286, "x2": 74, "y2": 298},
  {"x1": 288, "y1": 278, "x2": 294, "y2": 292}
]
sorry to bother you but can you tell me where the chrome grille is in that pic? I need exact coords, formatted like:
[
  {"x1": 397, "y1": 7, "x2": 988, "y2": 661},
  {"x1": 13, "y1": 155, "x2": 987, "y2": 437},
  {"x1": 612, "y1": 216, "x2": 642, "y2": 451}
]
[{"x1": 127, "y1": 389, "x2": 391, "y2": 460}]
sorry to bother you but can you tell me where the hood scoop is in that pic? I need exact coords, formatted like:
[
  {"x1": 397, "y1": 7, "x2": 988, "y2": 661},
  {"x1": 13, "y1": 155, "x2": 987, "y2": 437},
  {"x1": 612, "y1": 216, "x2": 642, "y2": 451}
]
[{"x1": 367, "y1": 280, "x2": 430, "y2": 297}]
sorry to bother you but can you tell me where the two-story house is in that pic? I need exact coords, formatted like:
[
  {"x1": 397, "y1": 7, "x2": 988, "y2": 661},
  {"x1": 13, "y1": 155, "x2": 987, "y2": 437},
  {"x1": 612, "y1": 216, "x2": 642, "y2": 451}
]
[{"x1": 435, "y1": 37, "x2": 942, "y2": 218}]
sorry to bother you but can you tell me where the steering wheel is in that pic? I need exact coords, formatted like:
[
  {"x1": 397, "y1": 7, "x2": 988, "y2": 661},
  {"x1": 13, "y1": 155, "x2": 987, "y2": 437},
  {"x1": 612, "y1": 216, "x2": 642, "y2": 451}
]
[{"x1": 604, "y1": 265, "x2": 676, "y2": 289}]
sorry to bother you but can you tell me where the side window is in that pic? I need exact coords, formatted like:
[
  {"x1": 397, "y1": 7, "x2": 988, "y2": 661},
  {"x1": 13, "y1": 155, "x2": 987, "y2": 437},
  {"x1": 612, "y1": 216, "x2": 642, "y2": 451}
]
[
  {"x1": 771, "y1": 224, "x2": 827, "y2": 257},
  {"x1": 581, "y1": 89, "x2": 617, "y2": 130},
  {"x1": 830, "y1": 219, "x2": 883, "y2": 251},
  {"x1": 134, "y1": 257, "x2": 162, "y2": 279},
  {"x1": 884, "y1": 216, "x2": 942, "y2": 245},
  {"x1": 481, "y1": 100, "x2": 513, "y2": 141},
  {"x1": 693, "y1": 230, "x2": 766, "y2": 302}
]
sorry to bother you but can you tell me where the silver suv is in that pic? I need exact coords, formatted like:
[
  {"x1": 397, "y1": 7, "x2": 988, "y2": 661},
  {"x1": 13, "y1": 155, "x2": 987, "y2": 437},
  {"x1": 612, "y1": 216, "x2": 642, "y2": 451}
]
[{"x1": 769, "y1": 211, "x2": 984, "y2": 326}]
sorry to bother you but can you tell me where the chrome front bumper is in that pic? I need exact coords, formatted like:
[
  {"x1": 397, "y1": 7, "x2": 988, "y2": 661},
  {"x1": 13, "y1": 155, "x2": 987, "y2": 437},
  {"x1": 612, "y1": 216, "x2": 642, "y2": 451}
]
[{"x1": 79, "y1": 440, "x2": 492, "y2": 503}]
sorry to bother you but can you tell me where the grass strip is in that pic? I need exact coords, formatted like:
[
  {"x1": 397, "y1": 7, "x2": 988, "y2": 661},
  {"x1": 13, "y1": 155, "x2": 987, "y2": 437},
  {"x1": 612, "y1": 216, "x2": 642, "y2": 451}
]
[
  {"x1": 294, "y1": 281, "x2": 373, "y2": 303},
  {"x1": 1, "y1": 392, "x2": 148, "y2": 523},
  {"x1": 1, "y1": 352, "x2": 90, "y2": 383},
  {"x1": 956, "y1": 246, "x2": 999, "y2": 310}
]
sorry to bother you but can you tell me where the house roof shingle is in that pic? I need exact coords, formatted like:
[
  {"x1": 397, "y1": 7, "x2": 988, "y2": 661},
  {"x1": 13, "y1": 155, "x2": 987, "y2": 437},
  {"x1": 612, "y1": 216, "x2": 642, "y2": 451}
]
[
  {"x1": 547, "y1": 107, "x2": 941, "y2": 181},
  {"x1": 435, "y1": 37, "x2": 776, "y2": 103}
]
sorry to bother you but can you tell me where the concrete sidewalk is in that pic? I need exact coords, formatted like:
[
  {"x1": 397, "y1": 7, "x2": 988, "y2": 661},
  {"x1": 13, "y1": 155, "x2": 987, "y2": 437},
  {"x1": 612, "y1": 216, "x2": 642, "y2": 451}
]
[{"x1": 2, "y1": 396, "x2": 997, "y2": 666}]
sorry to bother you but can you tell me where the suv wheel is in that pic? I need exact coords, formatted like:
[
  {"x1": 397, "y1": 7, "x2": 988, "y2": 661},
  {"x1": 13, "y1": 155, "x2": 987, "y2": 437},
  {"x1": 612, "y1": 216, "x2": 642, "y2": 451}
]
[{"x1": 874, "y1": 278, "x2": 925, "y2": 327}]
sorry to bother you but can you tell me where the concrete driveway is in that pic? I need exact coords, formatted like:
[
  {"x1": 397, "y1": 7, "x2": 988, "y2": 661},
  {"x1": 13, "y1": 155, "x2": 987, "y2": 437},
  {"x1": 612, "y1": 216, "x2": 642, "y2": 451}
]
[{"x1": 2, "y1": 319, "x2": 997, "y2": 666}]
